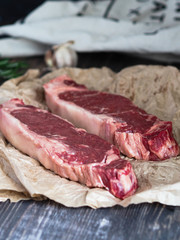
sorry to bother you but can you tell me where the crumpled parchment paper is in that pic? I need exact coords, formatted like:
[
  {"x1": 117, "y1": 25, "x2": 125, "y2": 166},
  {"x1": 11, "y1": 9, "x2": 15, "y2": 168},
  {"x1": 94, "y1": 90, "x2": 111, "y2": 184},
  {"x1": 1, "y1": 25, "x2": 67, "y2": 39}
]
[{"x1": 0, "y1": 66, "x2": 180, "y2": 208}]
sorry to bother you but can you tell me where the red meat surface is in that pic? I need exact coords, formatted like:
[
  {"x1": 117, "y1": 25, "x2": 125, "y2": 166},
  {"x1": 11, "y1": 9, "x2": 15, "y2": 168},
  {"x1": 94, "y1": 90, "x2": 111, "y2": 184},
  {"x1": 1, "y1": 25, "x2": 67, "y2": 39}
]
[
  {"x1": 0, "y1": 99, "x2": 137, "y2": 199},
  {"x1": 44, "y1": 76, "x2": 179, "y2": 161}
]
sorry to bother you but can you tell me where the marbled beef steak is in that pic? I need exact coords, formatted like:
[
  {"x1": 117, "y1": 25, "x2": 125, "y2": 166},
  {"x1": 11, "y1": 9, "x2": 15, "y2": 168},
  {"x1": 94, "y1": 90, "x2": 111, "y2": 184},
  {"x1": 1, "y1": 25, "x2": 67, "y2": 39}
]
[
  {"x1": 44, "y1": 76, "x2": 179, "y2": 161},
  {"x1": 0, "y1": 99, "x2": 137, "y2": 199}
]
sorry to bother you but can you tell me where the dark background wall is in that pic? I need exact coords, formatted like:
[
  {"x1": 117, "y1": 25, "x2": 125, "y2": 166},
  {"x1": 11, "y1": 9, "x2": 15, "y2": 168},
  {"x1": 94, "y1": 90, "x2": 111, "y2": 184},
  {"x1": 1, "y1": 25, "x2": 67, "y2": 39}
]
[
  {"x1": 0, "y1": 0, "x2": 46, "y2": 25},
  {"x1": 0, "y1": 0, "x2": 87, "y2": 26}
]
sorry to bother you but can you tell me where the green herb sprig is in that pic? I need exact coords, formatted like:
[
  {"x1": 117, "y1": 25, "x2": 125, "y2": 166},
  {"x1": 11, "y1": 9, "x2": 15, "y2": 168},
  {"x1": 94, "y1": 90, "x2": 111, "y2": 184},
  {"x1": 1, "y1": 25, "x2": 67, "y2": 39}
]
[{"x1": 0, "y1": 59, "x2": 28, "y2": 80}]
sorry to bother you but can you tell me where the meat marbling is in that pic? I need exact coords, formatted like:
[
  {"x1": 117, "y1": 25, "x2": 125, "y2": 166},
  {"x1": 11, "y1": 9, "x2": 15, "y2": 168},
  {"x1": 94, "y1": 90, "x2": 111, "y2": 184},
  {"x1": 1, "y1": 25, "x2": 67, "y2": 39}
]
[
  {"x1": 0, "y1": 99, "x2": 137, "y2": 199},
  {"x1": 43, "y1": 76, "x2": 179, "y2": 161}
]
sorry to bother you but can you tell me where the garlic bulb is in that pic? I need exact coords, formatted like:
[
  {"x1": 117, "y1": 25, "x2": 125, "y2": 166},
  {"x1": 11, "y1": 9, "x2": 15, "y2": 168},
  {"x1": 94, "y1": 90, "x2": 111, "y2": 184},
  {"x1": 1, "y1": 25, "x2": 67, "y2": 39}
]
[{"x1": 45, "y1": 41, "x2": 78, "y2": 69}]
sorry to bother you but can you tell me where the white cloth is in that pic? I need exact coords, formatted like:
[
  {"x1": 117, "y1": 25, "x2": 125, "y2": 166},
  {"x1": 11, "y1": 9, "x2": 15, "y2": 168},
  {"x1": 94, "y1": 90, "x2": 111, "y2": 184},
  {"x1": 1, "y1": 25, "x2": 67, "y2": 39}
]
[{"x1": 0, "y1": 0, "x2": 180, "y2": 61}]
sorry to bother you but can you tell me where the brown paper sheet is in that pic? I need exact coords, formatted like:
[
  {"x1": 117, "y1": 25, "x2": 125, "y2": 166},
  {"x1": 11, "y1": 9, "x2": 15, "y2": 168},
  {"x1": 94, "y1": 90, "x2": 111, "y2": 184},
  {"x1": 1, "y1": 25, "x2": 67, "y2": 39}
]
[
  {"x1": 0, "y1": 161, "x2": 29, "y2": 202},
  {"x1": 0, "y1": 66, "x2": 180, "y2": 208}
]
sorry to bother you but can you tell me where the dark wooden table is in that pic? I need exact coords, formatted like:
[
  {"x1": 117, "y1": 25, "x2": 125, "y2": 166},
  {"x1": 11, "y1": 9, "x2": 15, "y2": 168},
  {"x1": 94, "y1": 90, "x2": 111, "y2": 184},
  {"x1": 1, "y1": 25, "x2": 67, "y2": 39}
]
[{"x1": 0, "y1": 52, "x2": 180, "y2": 240}]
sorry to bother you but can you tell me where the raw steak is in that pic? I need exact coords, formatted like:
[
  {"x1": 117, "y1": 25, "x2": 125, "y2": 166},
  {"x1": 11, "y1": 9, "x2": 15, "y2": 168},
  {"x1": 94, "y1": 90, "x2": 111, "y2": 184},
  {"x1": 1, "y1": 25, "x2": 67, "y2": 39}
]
[
  {"x1": 44, "y1": 76, "x2": 179, "y2": 161},
  {"x1": 0, "y1": 99, "x2": 137, "y2": 199}
]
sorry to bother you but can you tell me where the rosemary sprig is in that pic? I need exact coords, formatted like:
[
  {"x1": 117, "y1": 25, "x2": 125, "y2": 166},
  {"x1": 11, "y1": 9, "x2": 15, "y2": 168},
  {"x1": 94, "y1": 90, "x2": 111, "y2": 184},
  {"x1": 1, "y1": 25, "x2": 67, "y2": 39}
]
[{"x1": 0, "y1": 59, "x2": 28, "y2": 80}]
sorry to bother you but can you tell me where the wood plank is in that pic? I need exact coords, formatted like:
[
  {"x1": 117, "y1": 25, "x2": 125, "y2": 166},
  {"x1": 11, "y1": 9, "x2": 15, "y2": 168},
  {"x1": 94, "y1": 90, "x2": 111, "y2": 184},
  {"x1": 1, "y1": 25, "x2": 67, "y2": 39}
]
[{"x1": 0, "y1": 201, "x2": 179, "y2": 240}]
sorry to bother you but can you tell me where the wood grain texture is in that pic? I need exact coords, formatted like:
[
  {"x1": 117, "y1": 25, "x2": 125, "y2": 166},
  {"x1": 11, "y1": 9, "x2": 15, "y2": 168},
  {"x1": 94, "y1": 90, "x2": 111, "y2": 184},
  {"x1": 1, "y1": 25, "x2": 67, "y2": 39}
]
[
  {"x1": 0, "y1": 53, "x2": 180, "y2": 240},
  {"x1": 0, "y1": 201, "x2": 180, "y2": 240}
]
